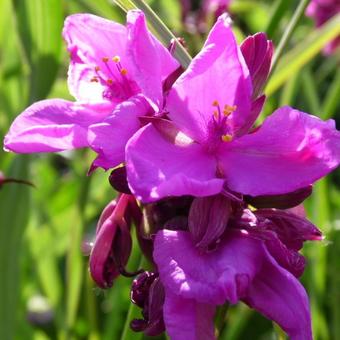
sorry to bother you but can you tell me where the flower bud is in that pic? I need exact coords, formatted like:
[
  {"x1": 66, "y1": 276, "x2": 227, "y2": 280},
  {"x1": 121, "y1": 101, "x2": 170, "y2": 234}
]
[
  {"x1": 89, "y1": 195, "x2": 136, "y2": 288},
  {"x1": 189, "y1": 195, "x2": 231, "y2": 251},
  {"x1": 109, "y1": 166, "x2": 131, "y2": 194},
  {"x1": 240, "y1": 33, "x2": 273, "y2": 99},
  {"x1": 130, "y1": 272, "x2": 165, "y2": 336}
]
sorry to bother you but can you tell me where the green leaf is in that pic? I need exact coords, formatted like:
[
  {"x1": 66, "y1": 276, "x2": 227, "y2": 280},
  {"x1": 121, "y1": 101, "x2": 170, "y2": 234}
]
[
  {"x1": 0, "y1": 155, "x2": 31, "y2": 340},
  {"x1": 13, "y1": 0, "x2": 63, "y2": 102},
  {"x1": 266, "y1": 14, "x2": 340, "y2": 96}
]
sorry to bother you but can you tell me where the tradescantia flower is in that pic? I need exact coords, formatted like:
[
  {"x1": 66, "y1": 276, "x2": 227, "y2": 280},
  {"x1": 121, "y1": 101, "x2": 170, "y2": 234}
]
[
  {"x1": 153, "y1": 196, "x2": 322, "y2": 340},
  {"x1": 306, "y1": 0, "x2": 340, "y2": 55},
  {"x1": 4, "y1": 10, "x2": 178, "y2": 171},
  {"x1": 126, "y1": 13, "x2": 340, "y2": 203}
]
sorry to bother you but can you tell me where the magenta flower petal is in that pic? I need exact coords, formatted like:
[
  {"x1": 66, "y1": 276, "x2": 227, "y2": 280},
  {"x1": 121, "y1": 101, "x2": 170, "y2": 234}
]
[
  {"x1": 240, "y1": 33, "x2": 273, "y2": 99},
  {"x1": 126, "y1": 10, "x2": 179, "y2": 110},
  {"x1": 4, "y1": 99, "x2": 111, "y2": 153},
  {"x1": 166, "y1": 13, "x2": 252, "y2": 142},
  {"x1": 244, "y1": 248, "x2": 312, "y2": 340},
  {"x1": 154, "y1": 230, "x2": 260, "y2": 304},
  {"x1": 164, "y1": 291, "x2": 215, "y2": 340},
  {"x1": 63, "y1": 14, "x2": 129, "y2": 103},
  {"x1": 220, "y1": 106, "x2": 340, "y2": 196},
  {"x1": 126, "y1": 124, "x2": 224, "y2": 202},
  {"x1": 88, "y1": 95, "x2": 150, "y2": 170}
]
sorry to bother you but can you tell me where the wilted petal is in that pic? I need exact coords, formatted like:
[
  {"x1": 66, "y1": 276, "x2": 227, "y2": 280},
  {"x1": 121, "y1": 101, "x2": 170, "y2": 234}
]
[
  {"x1": 167, "y1": 13, "x2": 252, "y2": 142},
  {"x1": 4, "y1": 99, "x2": 111, "y2": 153},
  {"x1": 126, "y1": 124, "x2": 223, "y2": 202},
  {"x1": 131, "y1": 272, "x2": 165, "y2": 336},
  {"x1": 126, "y1": 10, "x2": 179, "y2": 110},
  {"x1": 163, "y1": 291, "x2": 216, "y2": 340},
  {"x1": 189, "y1": 195, "x2": 231, "y2": 250},
  {"x1": 220, "y1": 106, "x2": 340, "y2": 196},
  {"x1": 255, "y1": 208, "x2": 323, "y2": 250},
  {"x1": 244, "y1": 247, "x2": 312, "y2": 340},
  {"x1": 244, "y1": 185, "x2": 313, "y2": 209},
  {"x1": 88, "y1": 95, "x2": 150, "y2": 170}
]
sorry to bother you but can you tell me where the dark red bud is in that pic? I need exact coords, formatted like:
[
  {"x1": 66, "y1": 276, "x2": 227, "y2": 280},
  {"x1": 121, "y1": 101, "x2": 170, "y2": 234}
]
[
  {"x1": 89, "y1": 195, "x2": 139, "y2": 288},
  {"x1": 130, "y1": 272, "x2": 165, "y2": 336},
  {"x1": 109, "y1": 166, "x2": 131, "y2": 194}
]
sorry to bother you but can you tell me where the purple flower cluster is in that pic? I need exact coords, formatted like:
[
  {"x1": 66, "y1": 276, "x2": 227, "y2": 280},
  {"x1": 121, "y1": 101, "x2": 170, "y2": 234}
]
[{"x1": 4, "y1": 10, "x2": 340, "y2": 340}]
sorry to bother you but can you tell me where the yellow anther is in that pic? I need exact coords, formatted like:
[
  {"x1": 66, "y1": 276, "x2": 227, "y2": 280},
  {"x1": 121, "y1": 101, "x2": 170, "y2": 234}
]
[
  {"x1": 90, "y1": 76, "x2": 99, "y2": 82},
  {"x1": 212, "y1": 100, "x2": 219, "y2": 107},
  {"x1": 102, "y1": 57, "x2": 109, "y2": 63},
  {"x1": 223, "y1": 104, "x2": 237, "y2": 116},
  {"x1": 112, "y1": 56, "x2": 121, "y2": 63},
  {"x1": 120, "y1": 68, "x2": 128, "y2": 76},
  {"x1": 213, "y1": 110, "x2": 219, "y2": 119},
  {"x1": 221, "y1": 134, "x2": 233, "y2": 142},
  {"x1": 95, "y1": 66, "x2": 101, "y2": 72},
  {"x1": 107, "y1": 79, "x2": 113, "y2": 85}
]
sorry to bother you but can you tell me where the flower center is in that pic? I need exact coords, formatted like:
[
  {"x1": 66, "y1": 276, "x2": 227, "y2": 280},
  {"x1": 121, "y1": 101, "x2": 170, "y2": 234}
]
[
  {"x1": 204, "y1": 100, "x2": 237, "y2": 153},
  {"x1": 90, "y1": 55, "x2": 139, "y2": 102}
]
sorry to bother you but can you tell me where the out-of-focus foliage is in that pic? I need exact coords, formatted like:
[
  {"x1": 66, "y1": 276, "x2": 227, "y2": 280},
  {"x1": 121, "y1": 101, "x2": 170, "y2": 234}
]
[{"x1": 0, "y1": 0, "x2": 339, "y2": 339}]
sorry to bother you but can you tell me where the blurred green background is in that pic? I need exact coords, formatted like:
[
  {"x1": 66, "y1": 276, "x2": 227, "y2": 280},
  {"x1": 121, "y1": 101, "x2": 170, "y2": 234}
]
[{"x1": 0, "y1": 0, "x2": 339, "y2": 339}]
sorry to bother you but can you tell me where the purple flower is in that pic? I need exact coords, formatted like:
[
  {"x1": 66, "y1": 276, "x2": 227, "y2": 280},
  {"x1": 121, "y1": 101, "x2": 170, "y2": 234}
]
[
  {"x1": 126, "y1": 14, "x2": 340, "y2": 202},
  {"x1": 154, "y1": 229, "x2": 312, "y2": 340},
  {"x1": 306, "y1": 0, "x2": 340, "y2": 55},
  {"x1": 153, "y1": 197, "x2": 320, "y2": 339},
  {"x1": 4, "y1": 10, "x2": 178, "y2": 172}
]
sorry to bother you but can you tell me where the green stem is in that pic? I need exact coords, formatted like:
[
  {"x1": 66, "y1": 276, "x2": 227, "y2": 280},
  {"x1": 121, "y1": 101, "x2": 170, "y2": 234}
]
[
  {"x1": 264, "y1": 0, "x2": 292, "y2": 38},
  {"x1": 120, "y1": 256, "x2": 147, "y2": 340},
  {"x1": 215, "y1": 303, "x2": 229, "y2": 338},
  {"x1": 269, "y1": 0, "x2": 310, "y2": 77},
  {"x1": 321, "y1": 69, "x2": 340, "y2": 120}
]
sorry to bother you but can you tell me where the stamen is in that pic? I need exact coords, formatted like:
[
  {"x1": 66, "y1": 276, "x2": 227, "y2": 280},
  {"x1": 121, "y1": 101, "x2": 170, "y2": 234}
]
[
  {"x1": 95, "y1": 66, "x2": 101, "y2": 72},
  {"x1": 223, "y1": 104, "x2": 237, "y2": 116},
  {"x1": 221, "y1": 134, "x2": 233, "y2": 142},
  {"x1": 120, "y1": 68, "x2": 128, "y2": 76},
  {"x1": 90, "y1": 76, "x2": 99, "y2": 82},
  {"x1": 107, "y1": 79, "x2": 113, "y2": 85},
  {"x1": 102, "y1": 57, "x2": 109, "y2": 63},
  {"x1": 213, "y1": 110, "x2": 219, "y2": 119},
  {"x1": 212, "y1": 100, "x2": 219, "y2": 107},
  {"x1": 112, "y1": 56, "x2": 121, "y2": 63}
]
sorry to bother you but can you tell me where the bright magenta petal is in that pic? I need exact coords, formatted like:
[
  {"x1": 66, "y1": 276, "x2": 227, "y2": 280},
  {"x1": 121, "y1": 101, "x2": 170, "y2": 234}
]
[
  {"x1": 88, "y1": 95, "x2": 150, "y2": 170},
  {"x1": 167, "y1": 14, "x2": 252, "y2": 142},
  {"x1": 63, "y1": 14, "x2": 128, "y2": 102},
  {"x1": 154, "y1": 230, "x2": 261, "y2": 305},
  {"x1": 126, "y1": 10, "x2": 179, "y2": 110},
  {"x1": 220, "y1": 106, "x2": 340, "y2": 196},
  {"x1": 126, "y1": 125, "x2": 223, "y2": 202},
  {"x1": 4, "y1": 99, "x2": 111, "y2": 153},
  {"x1": 164, "y1": 292, "x2": 216, "y2": 340},
  {"x1": 244, "y1": 248, "x2": 312, "y2": 340}
]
